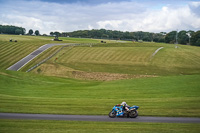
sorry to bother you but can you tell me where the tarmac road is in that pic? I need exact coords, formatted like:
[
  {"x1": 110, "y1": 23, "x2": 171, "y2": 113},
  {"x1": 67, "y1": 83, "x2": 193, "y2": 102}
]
[
  {"x1": 0, "y1": 113, "x2": 200, "y2": 123},
  {"x1": 6, "y1": 43, "x2": 76, "y2": 71}
]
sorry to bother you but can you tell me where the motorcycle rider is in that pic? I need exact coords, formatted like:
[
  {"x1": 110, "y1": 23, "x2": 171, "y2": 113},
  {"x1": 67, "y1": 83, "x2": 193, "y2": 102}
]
[{"x1": 121, "y1": 101, "x2": 130, "y2": 112}]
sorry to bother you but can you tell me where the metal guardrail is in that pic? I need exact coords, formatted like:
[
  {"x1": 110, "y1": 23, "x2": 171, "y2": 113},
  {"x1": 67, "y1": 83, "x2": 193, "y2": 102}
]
[{"x1": 26, "y1": 43, "x2": 96, "y2": 72}]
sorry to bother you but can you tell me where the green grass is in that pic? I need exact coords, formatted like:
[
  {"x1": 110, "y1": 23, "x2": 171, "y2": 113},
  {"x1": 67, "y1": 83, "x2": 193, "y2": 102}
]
[
  {"x1": 0, "y1": 35, "x2": 200, "y2": 117},
  {"x1": 1, "y1": 35, "x2": 200, "y2": 132},
  {"x1": 0, "y1": 35, "x2": 58, "y2": 70},
  {"x1": 32, "y1": 42, "x2": 200, "y2": 78},
  {"x1": 0, "y1": 119, "x2": 200, "y2": 133},
  {"x1": 2, "y1": 35, "x2": 199, "y2": 76},
  {"x1": 0, "y1": 70, "x2": 199, "y2": 117},
  {"x1": 59, "y1": 37, "x2": 101, "y2": 43},
  {"x1": 0, "y1": 35, "x2": 99, "y2": 71}
]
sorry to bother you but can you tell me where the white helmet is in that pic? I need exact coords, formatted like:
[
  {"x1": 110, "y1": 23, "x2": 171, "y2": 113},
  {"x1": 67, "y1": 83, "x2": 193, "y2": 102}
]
[{"x1": 121, "y1": 102, "x2": 126, "y2": 106}]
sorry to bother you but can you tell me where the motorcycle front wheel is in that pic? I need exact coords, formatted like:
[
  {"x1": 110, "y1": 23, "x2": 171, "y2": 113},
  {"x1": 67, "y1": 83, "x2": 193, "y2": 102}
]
[
  {"x1": 129, "y1": 110, "x2": 138, "y2": 118},
  {"x1": 109, "y1": 110, "x2": 116, "y2": 118}
]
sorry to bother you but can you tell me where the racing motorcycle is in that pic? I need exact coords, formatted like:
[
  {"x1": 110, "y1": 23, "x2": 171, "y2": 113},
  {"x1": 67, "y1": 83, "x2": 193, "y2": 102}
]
[{"x1": 109, "y1": 104, "x2": 139, "y2": 118}]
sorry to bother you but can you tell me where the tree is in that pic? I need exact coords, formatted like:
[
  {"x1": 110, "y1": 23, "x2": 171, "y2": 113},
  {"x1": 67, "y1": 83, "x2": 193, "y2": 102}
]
[
  {"x1": 35, "y1": 30, "x2": 40, "y2": 36},
  {"x1": 165, "y1": 31, "x2": 177, "y2": 43},
  {"x1": 15, "y1": 29, "x2": 22, "y2": 35},
  {"x1": 190, "y1": 30, "x2": 200, "y2": 46},
  {"x1": 151, "y1": 33, "x2": 165, "y2": 42},
  {"x1": 21, "y1": 28, "x2": 26, "y2": 35},
  {"x1": 0, "y1": 25, "x2": 26, "y2": 35},
  {"x1": 54, "y1": 31, "x2": 60, "y2": 37},
  {"x1": 29, "y1": 29, "x2": 33, "y2": 35},
  {"x1": 0, "y1": 25, "x2": 2, "y2": 33},
  {"x1": 178, "y1": 30, "x2": 188, "y2": 45},
  {"x1": 50, "y1": 32, "x2": 54, "y2": 36}
]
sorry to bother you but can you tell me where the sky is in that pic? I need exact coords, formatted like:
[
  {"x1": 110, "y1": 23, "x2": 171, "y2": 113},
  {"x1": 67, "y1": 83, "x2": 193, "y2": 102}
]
[{"x1": 0, "y1": 0, "x2": 200, "y2": 34}]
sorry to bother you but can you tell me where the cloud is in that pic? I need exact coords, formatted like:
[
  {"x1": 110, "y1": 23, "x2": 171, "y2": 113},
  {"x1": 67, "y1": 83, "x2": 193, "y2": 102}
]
[
  {"x1": 189, "y1": 1, "x2": 200, "y2": 16},
  {"x1": 0, "y1": 0, "x2": 200, "y2": 34},
  {"x1": 95, "y1": 1, "x2": 200, "y2": 32}
]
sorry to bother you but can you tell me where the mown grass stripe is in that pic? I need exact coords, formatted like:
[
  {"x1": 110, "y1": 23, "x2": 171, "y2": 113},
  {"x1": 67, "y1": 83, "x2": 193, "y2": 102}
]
[
  {"x1": 0, "y1": 44, "x2": 34, "y2": 62},
  {"x1": 0, "y1": 45, "x2": 37, "y2": 69},
  {"x1": 0, "y1": 44, "x2": 20, "y2": 56},
  {"x1": 0, "y1": 45, "x2": 27, "y2": 59},
  {"x1": 0, "y1": 43, "x2": 14, "y2": 53},
  {"x1": 96, "y1": 48, "x2": 113, "y2": 62},
  {"x1": 78, "y1": 48, "x2": 92, "y2": 61},
  {"x1": 63, "y1": 47, "x2": 82, "y2": 62},
  {"x1": 87, "y1": 48, "x2": 101, "y2": 60},
  {"x1": 119, "y1": 51, "x2": 133, "y2": 62},
  {"x1": 111, "y1": 50, "x2": 127, "y2": 62}
]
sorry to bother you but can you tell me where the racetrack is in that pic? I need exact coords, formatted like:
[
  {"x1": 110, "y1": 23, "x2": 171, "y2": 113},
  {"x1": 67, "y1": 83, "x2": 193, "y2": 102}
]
[
  {"x1": 6, "y1": 43, "x2": 78, "y2": 71},
  {"x1": 0, "y1": 113, "x2": 200, "y2": 123}
]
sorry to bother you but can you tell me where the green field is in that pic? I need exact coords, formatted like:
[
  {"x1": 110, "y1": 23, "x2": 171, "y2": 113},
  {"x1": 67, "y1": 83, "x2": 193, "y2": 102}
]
[
  {"x1": 26, "y1": 41, "x2": 200, "y2": 80},
  {"x1": 0, "y1": 35, "x2": 200, "y2": 132},
  {"x1": 0, "y1": 119, "x2": 199, "y2": 133},
  {"x1": 0, "y1": 35, "x2": 200, "y2": 116},
  {"x1": 0, "y1": 35, "x2": 99, "y2": 71},
  {"x1": 0, "y1": 70, "x2": 199, "y2": 117},
  {"x1": 54, "y1": 43, "x2": 200, "y2": 76}
]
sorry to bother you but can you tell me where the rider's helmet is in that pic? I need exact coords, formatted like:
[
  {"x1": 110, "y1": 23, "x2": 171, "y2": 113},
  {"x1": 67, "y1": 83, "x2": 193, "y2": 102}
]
[{"x1": 121, "y1": 101, "x2": 126, "y2": 106}]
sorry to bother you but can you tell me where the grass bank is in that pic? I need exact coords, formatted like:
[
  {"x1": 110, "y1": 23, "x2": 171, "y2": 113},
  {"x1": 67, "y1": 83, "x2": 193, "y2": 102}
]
[
  {"x1": 32, "y1": 42, "x2": 200, "y2": 81},
  {"x1": 0, "y1": 119, "x2": 199, "y2": 133},
  {"x1": 0, "y1": 35, "x2": 99, "y2": 71},
  {"x1": 0, "y1": 70, "x2": 199, "y2": 117}
]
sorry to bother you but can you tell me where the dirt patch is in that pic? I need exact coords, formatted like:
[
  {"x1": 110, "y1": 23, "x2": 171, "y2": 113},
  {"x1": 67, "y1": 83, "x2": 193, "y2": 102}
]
[
  {"x1": 71, "y1": 71, "x2": 156, "y2": 81},
  {"x1": 33, "y1": 64, "x2": 157, "y2": 81}
]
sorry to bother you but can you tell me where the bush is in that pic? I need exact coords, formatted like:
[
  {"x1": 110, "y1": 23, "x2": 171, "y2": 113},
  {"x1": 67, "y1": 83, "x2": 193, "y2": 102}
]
[{"x1": 191, "y1": 30, "x2": 200, "y2": 46}]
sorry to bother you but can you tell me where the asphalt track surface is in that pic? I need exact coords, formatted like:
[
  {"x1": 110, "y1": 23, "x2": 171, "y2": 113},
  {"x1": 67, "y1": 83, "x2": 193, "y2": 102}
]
[
  {"x1": 0, "y1": 113, "x2": 200, "y2": 123},
  {"x1": 7, "y1": 43, "x2": 76, "y2": 71}
]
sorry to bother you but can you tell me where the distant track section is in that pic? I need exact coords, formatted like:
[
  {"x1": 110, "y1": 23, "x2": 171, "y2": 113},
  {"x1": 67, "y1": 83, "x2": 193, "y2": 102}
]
[
  {"x1": 6, "y1": 43, "x2": 85, "y2": 71},
  {"x1": 7, "y1": 43, "x2": 68, "y2": 71},
  {"x1": 150, "y1": 47, "x2": 164, "y2": 61},
  {"x1": 152, "y1": 47, "x2": 164, "y2": 57},
  {"x1": 0, "y1": 113, "x2": 200, "y2": 123}
]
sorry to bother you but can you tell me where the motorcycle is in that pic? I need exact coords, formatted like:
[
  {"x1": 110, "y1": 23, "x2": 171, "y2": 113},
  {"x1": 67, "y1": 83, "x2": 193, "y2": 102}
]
[{"x1": 109, "y1": 104, "x2": 139, "y2": 118}]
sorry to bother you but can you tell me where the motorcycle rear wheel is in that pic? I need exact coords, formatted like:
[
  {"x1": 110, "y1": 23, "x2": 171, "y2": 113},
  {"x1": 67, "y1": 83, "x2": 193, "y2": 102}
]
[
  {"x1": 109, "y1": 110, "x2": 116, "y2": 118},
  {"x1": 129, "y1": 110, "x2": 138, "y2": 118}
]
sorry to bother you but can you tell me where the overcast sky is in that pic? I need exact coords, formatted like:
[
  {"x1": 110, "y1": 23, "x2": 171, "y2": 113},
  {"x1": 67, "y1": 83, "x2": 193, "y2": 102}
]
[{"x1": 0, "y1": 0, "x2": 200, "y2": 34}]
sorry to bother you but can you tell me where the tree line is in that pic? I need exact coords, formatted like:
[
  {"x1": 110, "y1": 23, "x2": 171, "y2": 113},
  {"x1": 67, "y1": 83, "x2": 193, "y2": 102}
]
[
  {"x1": 51, "y1": 29, "x2": 200, "y2": 46},
  {"x1": 0, "y1": 25, "x2": 26, "y2": 35},
  {"x1": 51, "y1": 29, "x2": 165, "y2": 42},
  {"x1": 0, "y1": 25, "x2": 40, "y2": 36},
  {"x1": 0, "y1": 25, "x2": 199, "y2": 46}
]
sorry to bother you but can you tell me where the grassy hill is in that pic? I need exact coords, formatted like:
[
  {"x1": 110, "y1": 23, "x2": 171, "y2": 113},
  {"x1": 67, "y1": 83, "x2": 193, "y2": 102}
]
[
  {"x1": 0, "y1": 35, "x2": 200, "y2": 132},
  {"x1": 29, "y1": 42, "x2": 200, "y2": 80},
  {"x1": 0, "y1": 70, "x2": 200, "y2": 117},
  {"x1": 0, "y1": 35, "x2": 99, "y2": 71},
  {"x1": 0, "y1": 35, "x2": 200, "y2": 116},
  {"x1": 2, "y1": 34, "x2": 199, "y2": 78}
]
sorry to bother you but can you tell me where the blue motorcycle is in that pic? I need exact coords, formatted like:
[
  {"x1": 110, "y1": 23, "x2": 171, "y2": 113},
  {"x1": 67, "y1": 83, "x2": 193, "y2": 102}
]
[{"x1": 109, "y1": 104, "x2": 139, "y2": 118}]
